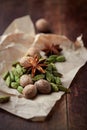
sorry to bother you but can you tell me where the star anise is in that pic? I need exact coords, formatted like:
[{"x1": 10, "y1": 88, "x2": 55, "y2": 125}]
[
  {"x1": 42, "y1": 43, "x2": 62, "y2": 56},
  {"x1": 21, "y1": 55, "x2": 47, "y2": 77}
]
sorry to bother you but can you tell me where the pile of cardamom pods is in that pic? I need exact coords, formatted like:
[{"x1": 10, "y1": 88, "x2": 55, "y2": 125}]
[
  {"x1": 2, "y1": 54, "x2": 69, "y2": 100},
  {"x1": 2, "y1": 62, "x2": 26, "y2": 93}
]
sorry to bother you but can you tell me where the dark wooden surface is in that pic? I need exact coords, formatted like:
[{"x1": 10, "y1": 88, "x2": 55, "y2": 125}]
[{"x1": 0, "y1": 0, "x2": 87, "y2": 130}]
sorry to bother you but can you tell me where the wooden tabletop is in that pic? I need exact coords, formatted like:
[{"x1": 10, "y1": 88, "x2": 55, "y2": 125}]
[{"x1": 0, "y1": 0, "x2": 87, "y2": 130}]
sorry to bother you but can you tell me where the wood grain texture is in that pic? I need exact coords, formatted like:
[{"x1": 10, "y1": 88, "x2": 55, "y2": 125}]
[
  {"x1": 0, "y1": 0, "x2": 87, "y2": 43},
  {"x1": 0, "y1": 0, "x2": 87, "y2": 130},
  {"x1": 0, "y1": 95, "x2": 67, "y2": 130},
  {"x1": 67, "y1": 63, "x2": 87, "y2": 130}
]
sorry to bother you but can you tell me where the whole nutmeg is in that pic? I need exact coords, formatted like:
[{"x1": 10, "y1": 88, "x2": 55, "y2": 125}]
[
  {"x1": 22, "y1": 84, "x2": 37, "y2": 99},
  {"x1": 35, "y1": 18, "x2": 50, "y2": 33},
  {"x1": 20, "y1": 74, "x2": 33, "y2": 87},
  {"x1": 34, "y1": 79, "x2": 51, "y2": 94},
  {"x1": 19, "y1": 56, "x2": 33, "y2": 68},
  {"x1": 25, "y1": 47, "x2": 40, "y2": 56}
]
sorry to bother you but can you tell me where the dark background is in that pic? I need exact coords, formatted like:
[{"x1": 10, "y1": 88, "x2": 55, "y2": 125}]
[{"x1": 0, "y1": 0, "x2": 87, "y2": 130}]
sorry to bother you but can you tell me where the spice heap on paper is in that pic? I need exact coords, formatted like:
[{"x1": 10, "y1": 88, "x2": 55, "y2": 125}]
[{"x1": 2, "y1": 47, "x2": 69, "y2": 100}]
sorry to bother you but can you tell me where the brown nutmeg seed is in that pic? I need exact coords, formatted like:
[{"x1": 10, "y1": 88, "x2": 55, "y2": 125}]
[
  {"x1": 22, "y1": 84, "x2": 37, "y2": 99},
  {"x1": 20, "y1": 74, "x2": 33, "y2": 87},
  {"x1": 19, "y1": 56, "x2": 33, "y2": 68},
  {"x1": 34, "y1": 79, "x2": 51, "y2": 94},
  {"x1": 35, "y1": 18, "x2": 50, "y2": 33}
]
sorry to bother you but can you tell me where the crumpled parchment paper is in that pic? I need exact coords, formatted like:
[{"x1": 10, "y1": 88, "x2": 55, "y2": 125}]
[{"x1": 0, "y1": 16, "x2": 87, "y2": 121}]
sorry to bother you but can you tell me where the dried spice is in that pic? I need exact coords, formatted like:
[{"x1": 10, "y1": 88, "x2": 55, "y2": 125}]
[
  {"x1": 32, "y1": 74, "x2": 45, "y2": 81},
  {"x1": 35, "y1": 79, "x2": 51, "y2": 94},
  {"x1": 19, "y1": 56, "x2": 32, "y2": 68},
  {"x1": 42, "y1": 44, "x2": 62, "y2": 56},
  {"x1": 45, "y1": 63, "x2": 62, "y2": 77},
  {"x1": 9, "y1": 71, "x2": 15, "y2": 81},
  {"x1": 17, "y1": 86, "x2": 23, "y2": 93},
  {"x1": 12, "y1": 67, "x2": 19, "y2": 77},
  {"x1": 52, "y1": 71, "x2": 62, "y2": 78},
  {"x1": 12, "y1": 61, "x2": 20, "y2": 67},
  {"x1": 11, "y1": 82, "x2": 19, "y2": 89},
  {"x1": 20, "y1": 74, "x2": 33, "y2": 87},
  {"x1": 5, "y1": 76, "x2": 11, "y2": 87},
  {"x1": 0, "y1": 96, "x2": 10, "y2": 103},
  {"x1": 46, "y1": 64, "x2": 53, "y2": 73},
  {"x1": 2, "y1": 49, "x2": 68, "y2": 99},
  {"x1": 58, "y1": 85, "x2": 70, "y2": 93},
  {"x1": 2, "y1": 63, "x2": 28, "y2": 93},
  {"x1": 16, "y1": 64, "x2": 23, "y2": 76},
  {"x1": 35, "y1": 18, "x2": 50, "y2": 33},
  {"x1": 55, "y1": 77, "x2": 62, "y2": 85},
  {"x1": 51, "y1": 74, "x2": 56, "y2": 83},
  {"x1": 50, "y1": 83, "x2": 59, "y2": 92},
  {"x1": 15, "y1": 75, "x2": 20, "y2": 84},
  {"x1": 56, "y1": 55, "x2": 66, "y2": 62},
  {"x1": 46, "y1": 55, "x2": 58, "y2": 63},
  {"x1": 2, "y1": 71, "x2": 9, "y2": 80},
  {"x1": 20, "y1": 55, "x2": 47, "y2": 77},
  {"x1": 46, "y1": 55, "x2": 66, "y2": 63},
  {"x1": 46, "y1": 71, "x2": 52, "y2": 82},
  {"x1": 22, "y1": 84, "x2": 37, "y2": 99}
]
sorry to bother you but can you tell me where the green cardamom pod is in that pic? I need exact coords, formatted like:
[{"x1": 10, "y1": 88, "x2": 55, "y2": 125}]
[
  {"x1": 22, "y1": 67, "x2": 27, "y2": 74},
  {"x1": 51, "y1": 74, "x2": 56, "y2": 83},
  {"x1": 46, "y1": 64, "x2": 53, "y2": 73},
  {"x1": 2, "y1": 71, "x2": 9, "y2": 80},
  {"x1": 55, "y1": 77, "x2": 62, "y2": 85},
  {"x1": 9, "y1": 71, "x2": 15, "y2": 81},
  {"x1": 16, "y1": 64, "x2": 23, "y2": 76},
  {"x1": 0, "y1": 96, "x2": 10, "y2": 103},
  {"x1": 11, "y1": 82, "x2": 19, "y2": 89},
  {"x1": 12, "y1": 67, "x2": 19, "y2": 76},
  {"x1": 15, "y1": 75, "x2": 20, "y2": 84},
  {"x1": 50, "y1": 83, "x2": 59, "y2": 92},
  {"x1": 51, "y1": 63, "x2": 57, "y2": 71},
  {"x1": 58, "y1": 85, "x2": 70, "y2": 93},
  {"x1": 17, "y1": 86, "x2": 23, "y2": 93},
  {"x1": 46, "y1": 55, "x2": 58, "y2": 63},
  {"x1": 53, "y1": 71, "x2": 62, "y2": 77},
  {"x1": 12, "y1": 61, "x2": 19, "y2": 67},
  {"x1": 46, "y1": 71, "x2": 52, "y2": 82},
  {"x1": 33, "y1": 74, "x2": 45, "y2": 81},
  {"x1": 56, "y1": 55, "x2": 66, "y2": 62},
  {"x1": 5, "y1": 76, "x2": 11, "y2": 87}
]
